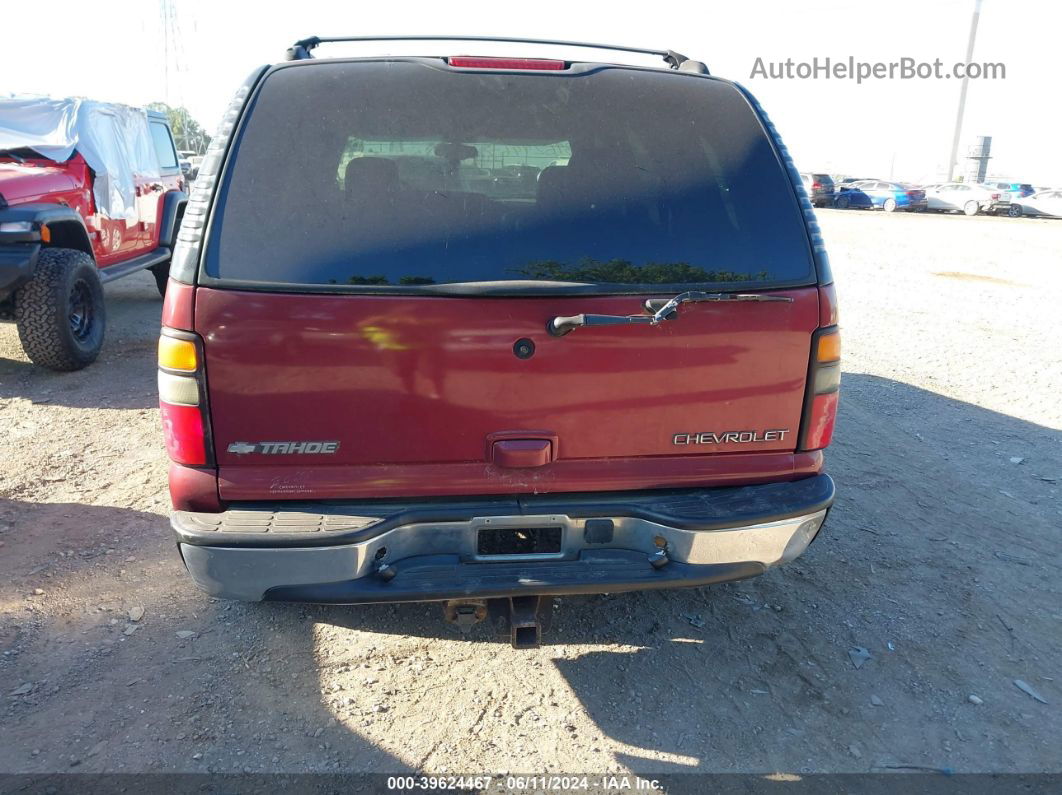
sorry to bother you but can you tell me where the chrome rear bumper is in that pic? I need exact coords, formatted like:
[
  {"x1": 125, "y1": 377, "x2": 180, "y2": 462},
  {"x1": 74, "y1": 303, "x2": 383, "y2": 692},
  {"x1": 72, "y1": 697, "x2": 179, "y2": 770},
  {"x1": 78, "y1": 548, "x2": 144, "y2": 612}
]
[{"x1": 175, "y1": 476, "x2": 834, "y2": 603}]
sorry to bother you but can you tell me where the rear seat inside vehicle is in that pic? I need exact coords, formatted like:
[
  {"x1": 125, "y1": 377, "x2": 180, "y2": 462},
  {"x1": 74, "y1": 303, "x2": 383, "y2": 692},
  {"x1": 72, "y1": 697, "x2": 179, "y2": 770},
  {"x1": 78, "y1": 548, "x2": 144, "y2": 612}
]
[
  {"x1": 345, "y1": 155, "x2": 506, "y2": 234},
  {"x1": 329, "y1": 147, "x2": 736, "y2": 284}
]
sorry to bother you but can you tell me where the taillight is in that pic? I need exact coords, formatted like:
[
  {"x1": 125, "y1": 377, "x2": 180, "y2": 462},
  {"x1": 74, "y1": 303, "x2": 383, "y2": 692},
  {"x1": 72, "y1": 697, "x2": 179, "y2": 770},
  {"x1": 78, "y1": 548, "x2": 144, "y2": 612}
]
[
  {"x1": 448, "y1": 56, "x2": 565, "y2": 70},
  {"x1": 812, "y1": 181, "x2": 822, "y2": 189},
  {"x1": 799, "y1": 326, "x2": 841, "y2": 451},
  {"x1": 158, "y1": 329, "x2": 212, "y2": 466},
  {"x1": 991, "y1": 193, "x2": 1000, "y2": 200}
]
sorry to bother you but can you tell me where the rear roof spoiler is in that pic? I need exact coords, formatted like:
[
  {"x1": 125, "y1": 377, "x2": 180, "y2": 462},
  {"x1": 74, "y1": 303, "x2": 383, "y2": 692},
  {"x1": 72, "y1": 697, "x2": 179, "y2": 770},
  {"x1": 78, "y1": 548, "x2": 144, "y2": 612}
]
[{"x1": 284, "y1": 35, "x2": 707, "y2": 73}]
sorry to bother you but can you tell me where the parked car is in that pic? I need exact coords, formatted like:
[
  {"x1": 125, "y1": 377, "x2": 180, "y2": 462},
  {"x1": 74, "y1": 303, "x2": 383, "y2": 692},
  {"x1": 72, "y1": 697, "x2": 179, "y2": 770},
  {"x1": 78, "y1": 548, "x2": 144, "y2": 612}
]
[
  {"x1": 0, "y1": 99, "x2": 187, "y2": 370},
  {"x1": 982, "y1": 180, "x2": 1035, "y2": 204},
  {"x1": 161, "y1": 37, "x2": 839, "y2": 647},
  {"x1": 1009, "y1": 189, "x2": 1062, "y2": 218},
  {"x1": 834, "y1": 180, "x2": 926, "y2": 212},
  {"x1": 925, "y1": 182, "x2": 1005, "y2": 216},
  {"x1": 178, "y1": 149, "x2": 196, "y2": 178},
  {"x1": 186, "y1": 154, "x2": 204, "y2": 181},
  {"x1": 799, "y1": 172, "x2": 835, "y2": 207}
]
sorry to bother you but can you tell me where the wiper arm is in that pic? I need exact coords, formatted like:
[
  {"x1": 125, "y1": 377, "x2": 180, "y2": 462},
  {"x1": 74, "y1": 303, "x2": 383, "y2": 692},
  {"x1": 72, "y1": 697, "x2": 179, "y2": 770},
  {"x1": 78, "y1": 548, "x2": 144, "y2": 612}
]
[
  {"x1": 644, "y1": 290, "x2": 793, "y2": 319},
  {"x1": 547, "y1": 312, "x2": 655, "y2": 336},
  {"x1": 547, "y1": 291, "x2": 793, "y2": 336}
]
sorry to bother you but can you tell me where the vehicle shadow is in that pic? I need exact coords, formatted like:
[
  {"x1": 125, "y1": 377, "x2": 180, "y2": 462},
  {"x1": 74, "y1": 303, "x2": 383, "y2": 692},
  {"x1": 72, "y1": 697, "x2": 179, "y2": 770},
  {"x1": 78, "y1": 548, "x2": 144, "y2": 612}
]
[
  {"x1": 309, "y1": 372, "x2": 1062, "y2": 772},
  {"x1": 0, "y1": 498, "x2": 413, "y2": 777},
  {"x1": 3, "y1": 372, "x2": 1059, "y2": 775},
  {"x1": 549, "y1": 373, "x2": 1061, "y2": 773}
]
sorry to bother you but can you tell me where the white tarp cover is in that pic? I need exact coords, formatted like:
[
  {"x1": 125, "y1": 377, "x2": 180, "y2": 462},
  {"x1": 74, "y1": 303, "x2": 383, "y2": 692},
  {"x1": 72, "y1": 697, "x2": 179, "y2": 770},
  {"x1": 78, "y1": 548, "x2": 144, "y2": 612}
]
[{"x1": 0, "y1": 97, "x2": 161, "y2": 224}]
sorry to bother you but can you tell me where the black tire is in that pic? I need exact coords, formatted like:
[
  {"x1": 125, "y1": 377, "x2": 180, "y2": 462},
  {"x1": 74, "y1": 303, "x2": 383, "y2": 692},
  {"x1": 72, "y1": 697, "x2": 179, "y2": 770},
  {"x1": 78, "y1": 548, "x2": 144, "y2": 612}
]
[
  {"x1": 836, "y1": 195, "x2": 850, "y2": 209},
  {"x1": 883, "y1": 198, "x2": 897, "y2": 213},
  {"x1": 14, "y1": 247, "x2": 106, "y2": 371},
  {"x1": 151, "y1": 206, "x2": 183, "y2": 299},
  {"x1": 963, "y1": 200, "x2": 979, "y2": 217},
  {"x1": 150, "y1": 262, "x2": 170, "y2": 298},
  {"x1": 1007, "y1": 204, "x2": 1022, "y2": 218}
]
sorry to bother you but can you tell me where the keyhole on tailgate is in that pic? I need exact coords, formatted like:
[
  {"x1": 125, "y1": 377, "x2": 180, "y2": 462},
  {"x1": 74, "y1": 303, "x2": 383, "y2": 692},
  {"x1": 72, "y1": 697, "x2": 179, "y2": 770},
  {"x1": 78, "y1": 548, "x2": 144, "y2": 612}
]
[{"x1": 513, "y1": 338, "x2": 536, "y2": 359}]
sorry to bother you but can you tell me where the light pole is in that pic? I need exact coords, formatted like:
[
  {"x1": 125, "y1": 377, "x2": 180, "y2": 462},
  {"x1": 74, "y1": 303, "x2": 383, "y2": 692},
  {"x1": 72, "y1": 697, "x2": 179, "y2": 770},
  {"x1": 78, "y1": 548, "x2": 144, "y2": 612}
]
[{"x1": 947, "y1": 0, "x2": 983, "y2": 181}]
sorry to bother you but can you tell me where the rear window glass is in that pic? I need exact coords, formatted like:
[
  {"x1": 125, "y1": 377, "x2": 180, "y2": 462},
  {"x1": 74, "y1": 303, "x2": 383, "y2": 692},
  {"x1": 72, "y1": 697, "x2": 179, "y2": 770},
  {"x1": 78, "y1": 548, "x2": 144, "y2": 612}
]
[
  {"x1": 207, "y1": 62, "x2": 814, "y2": 292},
  {"x1": 149, "y1": 122, "x2": 177, "y2": 169}
]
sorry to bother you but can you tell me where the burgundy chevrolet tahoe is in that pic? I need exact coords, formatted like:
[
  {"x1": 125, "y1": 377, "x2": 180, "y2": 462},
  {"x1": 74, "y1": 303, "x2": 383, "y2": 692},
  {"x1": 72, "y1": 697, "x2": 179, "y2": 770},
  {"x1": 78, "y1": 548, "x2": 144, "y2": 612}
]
[{"x1": 160, "y1": 37, "x2": 839, "y2": 646}]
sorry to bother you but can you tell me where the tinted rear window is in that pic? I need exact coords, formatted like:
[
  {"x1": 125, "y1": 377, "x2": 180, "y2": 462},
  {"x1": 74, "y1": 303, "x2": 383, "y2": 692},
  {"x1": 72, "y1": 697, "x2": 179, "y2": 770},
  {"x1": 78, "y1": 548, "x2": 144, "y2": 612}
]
[
  {"x1": 207, "y1": 61, "x2": 814, "y2": 292},
  {"x1": 149, "y1": 122, "x2": 178, "y2": 169}
]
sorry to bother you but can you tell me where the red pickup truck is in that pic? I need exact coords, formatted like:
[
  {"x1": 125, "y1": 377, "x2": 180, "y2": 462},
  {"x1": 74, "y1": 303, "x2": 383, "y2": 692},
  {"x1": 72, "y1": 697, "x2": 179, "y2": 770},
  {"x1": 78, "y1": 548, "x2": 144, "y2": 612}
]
[{"x1": 0, "y1": 102, "x2": 187, "y2": 370}]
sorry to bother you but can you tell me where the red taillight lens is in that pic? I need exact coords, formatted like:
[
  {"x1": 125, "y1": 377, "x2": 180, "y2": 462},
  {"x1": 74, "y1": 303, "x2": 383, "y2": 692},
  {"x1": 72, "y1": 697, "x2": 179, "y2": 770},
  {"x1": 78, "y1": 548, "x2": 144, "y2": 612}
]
[
  {"x1": 161, "y1": 401, "x2": 207, "y2": 466},
  {"x1": 158, "y1": 328, "x2": 212, "y2": 467},
  {"x1": 804, "y1": 392, "x2": 839, "y2": 450},
  {"x1": 448, "y1": 56, "x2": 565, "y2": 70},
  {"x1": 812, "y1": 181, "x2": 822, "y2": 189},
  {"x1": 991, "y1": 193, "x2": 1000, "y2": 200},
  {"x1": 819, "y1": 283, "x2": 839, "y2": 326}
]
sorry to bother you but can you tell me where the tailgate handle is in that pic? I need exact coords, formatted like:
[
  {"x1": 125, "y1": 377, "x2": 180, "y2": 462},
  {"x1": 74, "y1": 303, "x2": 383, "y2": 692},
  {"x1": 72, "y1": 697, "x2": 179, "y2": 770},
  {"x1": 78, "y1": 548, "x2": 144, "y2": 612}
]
[{"x1": 491, "y1": 439, "x2": 552, "y2": 468}]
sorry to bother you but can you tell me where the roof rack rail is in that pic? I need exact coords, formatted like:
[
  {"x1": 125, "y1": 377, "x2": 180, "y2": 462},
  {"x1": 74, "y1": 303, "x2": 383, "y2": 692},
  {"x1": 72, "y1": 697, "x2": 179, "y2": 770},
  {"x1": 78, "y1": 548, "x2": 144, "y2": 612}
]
[{"x1": 284, "y1": 35, "x2": 703, "y2": 72}]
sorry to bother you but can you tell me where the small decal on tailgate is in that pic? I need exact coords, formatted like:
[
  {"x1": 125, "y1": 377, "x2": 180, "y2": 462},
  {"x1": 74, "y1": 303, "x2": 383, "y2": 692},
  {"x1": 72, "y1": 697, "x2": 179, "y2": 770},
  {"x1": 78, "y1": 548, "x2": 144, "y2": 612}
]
[{"x1": 227, "y1": 441, "x2": 340, "y2": 455}]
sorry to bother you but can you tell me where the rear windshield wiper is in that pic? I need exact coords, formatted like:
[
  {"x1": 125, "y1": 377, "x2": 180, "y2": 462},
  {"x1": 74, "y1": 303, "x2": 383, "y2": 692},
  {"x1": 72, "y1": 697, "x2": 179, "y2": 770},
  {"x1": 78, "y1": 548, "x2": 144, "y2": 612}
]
[{"x1": 547, "y1": 290, "x2": 793, "y2": 336}]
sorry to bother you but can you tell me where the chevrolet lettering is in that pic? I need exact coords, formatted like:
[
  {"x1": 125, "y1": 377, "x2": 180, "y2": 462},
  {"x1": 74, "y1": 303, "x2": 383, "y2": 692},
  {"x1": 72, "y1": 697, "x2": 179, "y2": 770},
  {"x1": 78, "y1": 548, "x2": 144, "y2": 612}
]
[{"x1": 673, "y1": 430, "x2": 791, "y2": 445}]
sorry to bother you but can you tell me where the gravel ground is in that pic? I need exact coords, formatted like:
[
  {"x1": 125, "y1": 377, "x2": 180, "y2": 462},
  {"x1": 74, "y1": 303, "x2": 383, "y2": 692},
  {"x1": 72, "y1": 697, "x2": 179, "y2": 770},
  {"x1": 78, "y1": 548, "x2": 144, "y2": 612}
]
[{"x1": 0, "y1": 209, "x2": 1060, "y2": 778}]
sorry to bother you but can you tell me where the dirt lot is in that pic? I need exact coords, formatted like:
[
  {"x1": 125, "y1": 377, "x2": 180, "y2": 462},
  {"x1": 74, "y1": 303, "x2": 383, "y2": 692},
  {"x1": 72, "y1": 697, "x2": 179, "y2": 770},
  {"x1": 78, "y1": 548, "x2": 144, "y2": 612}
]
[{"x1": 1, "y1": 209, "x2": 1060, "y2": 778}]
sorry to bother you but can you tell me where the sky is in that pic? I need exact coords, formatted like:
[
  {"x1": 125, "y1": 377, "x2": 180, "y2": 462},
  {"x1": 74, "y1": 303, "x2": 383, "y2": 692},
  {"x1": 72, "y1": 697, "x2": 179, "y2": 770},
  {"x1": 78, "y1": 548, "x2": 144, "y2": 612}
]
[{"x1": 3, "y1": 0, "x2": 1060, "y2": 184}]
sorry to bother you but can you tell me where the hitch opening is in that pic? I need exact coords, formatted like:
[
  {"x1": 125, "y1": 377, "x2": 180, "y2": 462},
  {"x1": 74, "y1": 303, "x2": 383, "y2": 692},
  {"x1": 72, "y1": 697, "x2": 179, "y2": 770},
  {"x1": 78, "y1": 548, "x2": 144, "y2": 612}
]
[
  {"x1": 508, "y1": 595, "x2": 542, "y2": 649},
  {"x1": 483, "y1": 595, "x2": 550, "y2": 648},
  {"x1": 513, "y1": 624, "x2": 540, "y2": 649}
]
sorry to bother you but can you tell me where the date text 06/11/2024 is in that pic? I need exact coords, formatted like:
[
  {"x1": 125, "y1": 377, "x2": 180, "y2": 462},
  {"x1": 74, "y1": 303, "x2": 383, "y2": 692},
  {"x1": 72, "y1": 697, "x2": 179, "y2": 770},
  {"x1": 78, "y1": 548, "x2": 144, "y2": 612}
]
[{"x1": 385, "y1": 775, "x2": 665, "y2": 791}]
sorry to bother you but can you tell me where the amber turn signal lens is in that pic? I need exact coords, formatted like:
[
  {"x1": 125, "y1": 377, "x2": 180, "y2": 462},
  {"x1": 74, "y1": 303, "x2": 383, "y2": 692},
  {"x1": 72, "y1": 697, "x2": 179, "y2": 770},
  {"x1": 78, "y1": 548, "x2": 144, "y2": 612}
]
[
  {"x1": 158, "y1": 335, "x2": 198, "y2": 372},
  {"x1": 816, "y1": 331, "x2": 841, "y2": 362}
]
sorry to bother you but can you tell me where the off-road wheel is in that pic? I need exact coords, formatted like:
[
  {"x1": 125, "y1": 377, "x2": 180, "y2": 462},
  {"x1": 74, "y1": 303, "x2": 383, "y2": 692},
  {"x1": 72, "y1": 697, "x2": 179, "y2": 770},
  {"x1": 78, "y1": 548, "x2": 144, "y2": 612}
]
[
  {"x1": 14, "y1": 247, "x2": 106, "y2": 371},
  {"x1": 963, "y1": 200, "x2": 980, "y2": 216},
  {"x1": 883, "y1": 198, "x2": 897, "y2": 213},
  {"x1": 1007, "y1": 204, "x2": 1023, "y2": 218},
  {"x1": 150, "y1": 262, "x2": 170, "y2": 298}
]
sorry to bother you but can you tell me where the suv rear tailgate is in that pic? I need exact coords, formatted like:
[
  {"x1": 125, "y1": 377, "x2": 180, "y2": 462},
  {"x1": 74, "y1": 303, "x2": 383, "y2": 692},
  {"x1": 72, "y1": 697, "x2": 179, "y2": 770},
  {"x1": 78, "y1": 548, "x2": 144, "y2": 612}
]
[{"x1": 198, "y1": 286, "x2": 819, "y2": 499}]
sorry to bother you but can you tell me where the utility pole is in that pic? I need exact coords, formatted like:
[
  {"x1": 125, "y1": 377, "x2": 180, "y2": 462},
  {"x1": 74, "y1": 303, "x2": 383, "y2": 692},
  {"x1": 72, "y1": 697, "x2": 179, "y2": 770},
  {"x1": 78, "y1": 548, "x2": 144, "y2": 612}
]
[{"x1": 947, "y1": 0, "x2": 983, "y2": 181}]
